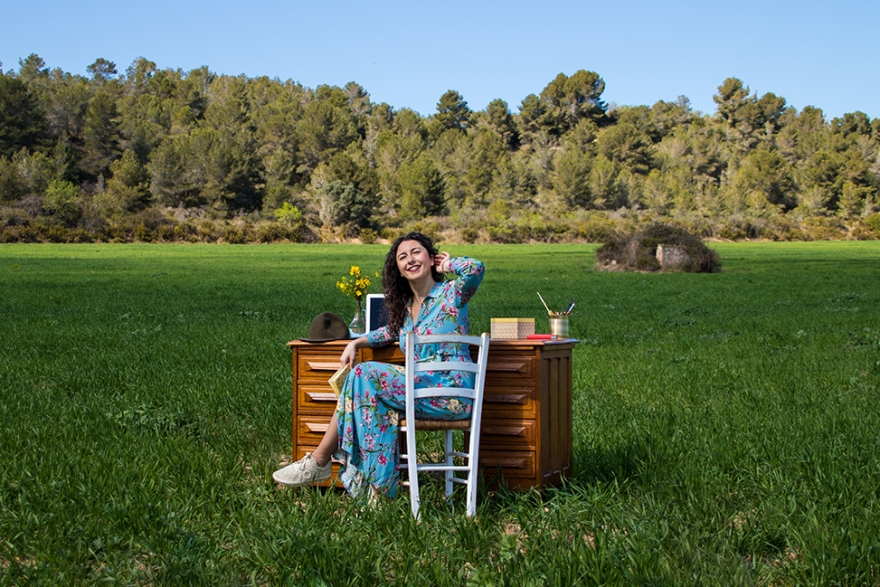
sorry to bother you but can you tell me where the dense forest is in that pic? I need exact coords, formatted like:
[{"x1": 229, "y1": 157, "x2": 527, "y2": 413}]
[{"x1": 1, "y1": 53, "x2": 879, "y2": 243}]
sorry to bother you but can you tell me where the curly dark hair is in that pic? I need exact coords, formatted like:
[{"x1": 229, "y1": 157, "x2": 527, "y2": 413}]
[{"x1": 382, "y1": 232, "x2": 444, "y2": 333}]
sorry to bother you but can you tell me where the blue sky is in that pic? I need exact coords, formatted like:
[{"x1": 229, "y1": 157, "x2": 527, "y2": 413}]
[{"x1": 2, "y1": 0, "x2": 878, "y2": 120}]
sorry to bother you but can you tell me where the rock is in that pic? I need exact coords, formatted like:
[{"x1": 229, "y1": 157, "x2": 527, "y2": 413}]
[{"x1": 656, "y1": 244, "x2": 689, "y2": 270}]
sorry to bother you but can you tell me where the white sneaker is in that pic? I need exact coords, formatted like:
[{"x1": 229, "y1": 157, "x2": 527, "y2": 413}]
[{"x1": 273, "y1": 453, "x2": 332, "y2": 487}]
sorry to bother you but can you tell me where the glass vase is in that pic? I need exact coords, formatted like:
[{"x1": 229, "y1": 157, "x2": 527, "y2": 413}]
[{"x1": 349, "y1": 301, "x2": 366, "y2": 336}]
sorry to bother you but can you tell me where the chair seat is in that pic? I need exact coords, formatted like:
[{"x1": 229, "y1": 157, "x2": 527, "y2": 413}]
[{"x1": 400, "y1": 418, "x2": 471, "y2": 431}]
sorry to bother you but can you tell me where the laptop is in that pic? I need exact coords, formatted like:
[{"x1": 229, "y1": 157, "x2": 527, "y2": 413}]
[{"x1": 366, "y1": 294, "x2": 388, "y2": 332}]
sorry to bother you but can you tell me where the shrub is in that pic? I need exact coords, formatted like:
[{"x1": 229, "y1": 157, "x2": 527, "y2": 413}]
[
  {"x1": 44, "y1": 223, "x2": 70, "y2": 243},
  {"x1": 198, "y1": 220, "x2": 218, "y2": 241},
  {"x1": 487, "y1": 224, "x2": 515, "y2": 243},
  {"x1": 134, "y1": 223, "x2": 153, "y2": 242},
  {"x1": 43, "y1": 181, "x2": 82, "y2": 227},
  {"x1": 379, "y1": 227, "x2": 403, "y2": 242},
  {"x1": 157, "y1": 225, "x2": 175, "y2": 242},
  {"x1": 71, "y1": 229, "x2": 95, "y2": 243},
  {"x1": 801, "y1": 216, "x2": 847, "y2": 240},
  {"x1": 575, "y1": 214, "x2": 617, "y2": 242},
  {"x1": 861, "y1": 213, "x2": 880, "y2": 236},
  {"x1": 273, "y1": 202, "x2": 303, "y2": 228},
  {"x1": 224, "y1": 225, "x2": 253, "y2": 244},
  {"x1": 131, "y1": 209, "x2": 172, "y2": 243},
  {"x1": 0, "y1": 206, "x2": 29, "y2": 227},
  {"x1": 358, "y1": 228, "x2": 378, "y2": 244},
  {"x1": 174, "y1": 221, "x2": 200, "y2": 243},
  {"x1": 596, "y1": 223, "x2": 721, "y2": 272},
  {"x1": 401, "y1": 221, "x2": 442, "y2": 243},
  {"x1": 460, "y1": 226, "x2": 479, "y2": 244},
  {"x1": 259, "y1": 222, "x2": 304, "y2": 243}
]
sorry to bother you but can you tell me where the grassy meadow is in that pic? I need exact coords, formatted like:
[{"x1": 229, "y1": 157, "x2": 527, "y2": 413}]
[{"x1": 1, "y1": 241, "x2": 879, "y2": 586}]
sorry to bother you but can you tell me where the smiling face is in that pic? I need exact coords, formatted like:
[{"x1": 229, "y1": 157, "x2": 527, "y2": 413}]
[{"x1": 395, "y1": 239, "x2": 434, "y2": 283}]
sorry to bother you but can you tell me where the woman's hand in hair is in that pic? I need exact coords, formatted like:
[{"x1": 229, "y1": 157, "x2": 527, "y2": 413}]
[{"x1": 434, "y1": 252, "x2": 452, "y2": 274}]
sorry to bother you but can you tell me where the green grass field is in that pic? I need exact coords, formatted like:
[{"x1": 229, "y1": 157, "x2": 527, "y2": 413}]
[{"x1": 1, "y1": 242, "x2": 879, "y2": 586}]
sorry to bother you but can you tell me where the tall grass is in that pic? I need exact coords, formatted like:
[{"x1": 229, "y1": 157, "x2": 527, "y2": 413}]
[{"x1": 1, "y1": 242, "x2": 879, "y2": 585}]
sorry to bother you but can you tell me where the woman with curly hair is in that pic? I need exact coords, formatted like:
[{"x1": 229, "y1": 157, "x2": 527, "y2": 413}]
[{"x1": 273, "y1": 232, "x2": 484, "y2": 501}]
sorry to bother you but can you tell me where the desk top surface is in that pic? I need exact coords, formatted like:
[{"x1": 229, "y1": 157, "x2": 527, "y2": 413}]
[{"x1": 288, "y1": 338, "x2": 579, "y2": 349}]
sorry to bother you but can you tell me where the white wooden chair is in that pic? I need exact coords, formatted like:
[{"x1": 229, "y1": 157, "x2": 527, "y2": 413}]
[{"x1": 400, "y1": 332, "x2": 490, "y2": 520}]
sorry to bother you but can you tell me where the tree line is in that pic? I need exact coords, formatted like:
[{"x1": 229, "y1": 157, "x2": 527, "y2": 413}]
[{"x1": 1, "y1": 53, "x2": 879, "y2": 243}]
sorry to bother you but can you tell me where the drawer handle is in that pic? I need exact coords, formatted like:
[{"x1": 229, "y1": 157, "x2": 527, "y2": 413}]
[
  {"x1": 306, "y1": 423, "x2": 330, "y2": 433},
  {"x1": 481, "y1": 457, "x2": 528, "y2": 469},
  {"x1": 305, "y1": 392, "x2": 338, "y2": 403},
  {"x1": 486, "y1": 394, "x2": 529, "y2": 405},
  {"x1": 306, "y1": 361, "x2": 340, "y2": 372},
  {"x1": 487, "y1": 360, "x2": 530, "y2": 374},
  {"x1": 483, "y1": 426, "x2": 527, "y2": 437}
]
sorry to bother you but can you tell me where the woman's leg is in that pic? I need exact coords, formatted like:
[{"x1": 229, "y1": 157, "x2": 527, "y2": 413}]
[
  {"x1": 336, "y1": 362, "x2": 407, "y2": 499},
  {"x1": 272, "y1": 412, "x2": 336, "y2": 487},
  {"x1": 311, "y1": 411, "x2": 338, "y2": 467}
]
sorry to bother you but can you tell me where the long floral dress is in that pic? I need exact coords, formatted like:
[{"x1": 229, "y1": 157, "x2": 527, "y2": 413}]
[{"x1": 334, "y1": 256, "x2": 484, "y2": 499}]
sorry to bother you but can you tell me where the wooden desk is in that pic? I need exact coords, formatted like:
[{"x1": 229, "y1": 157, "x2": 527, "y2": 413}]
[{"x1": 287, "y1": 338, "x2": 576, "y2": 490}]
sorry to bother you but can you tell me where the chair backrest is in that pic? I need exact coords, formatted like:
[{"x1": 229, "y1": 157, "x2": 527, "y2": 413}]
[{"x1": 404, "y1": 332, "x2": 490, "y2": 405}]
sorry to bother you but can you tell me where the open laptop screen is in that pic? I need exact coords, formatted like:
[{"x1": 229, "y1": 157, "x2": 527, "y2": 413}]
[{"x1": 366, "y1": 294, "x2": 388, "y2": 332}]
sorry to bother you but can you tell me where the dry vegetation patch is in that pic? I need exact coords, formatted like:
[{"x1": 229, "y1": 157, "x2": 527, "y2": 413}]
[{"x1": 596, "y1": 223, "x2": 722, "y2": 272}]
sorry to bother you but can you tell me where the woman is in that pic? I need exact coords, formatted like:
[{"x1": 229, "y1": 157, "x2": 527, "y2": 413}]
[{"x1": 273, "y1": 232, "x2": 484, "y2": 501}]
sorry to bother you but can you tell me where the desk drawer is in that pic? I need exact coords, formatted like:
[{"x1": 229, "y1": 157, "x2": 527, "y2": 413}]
[
  {"x1": 297, "y1": 353, "x2": 343, "y2": 382},
  {"x1": 297, "y1": 415, "x2": 334, "y2": 446},
  {"x1": 479, "y1": 449, "x2": 535, "y2": 480},
  {"x1": 298, "y1": 384, "x2": 339, "y2": 411},
  {"x1": 479, "y1": 418, "x2": 536, "y2": 450},
  {"x1": 482, "y1": 386, "x2": 537, "y2": 419},
  {"x1": 485, "y1": 353, "x2": 536, "y2": 381}
]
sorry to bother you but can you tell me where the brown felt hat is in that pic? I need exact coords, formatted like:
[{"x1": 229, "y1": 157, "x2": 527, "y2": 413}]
[{"x1": 300, "y1": 312, "x2": 351, "y2": 342}]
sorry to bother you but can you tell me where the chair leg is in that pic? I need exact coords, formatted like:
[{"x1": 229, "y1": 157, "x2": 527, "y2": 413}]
[
  {"x1": 444, "y1": 430, "x2": 454, "y2": 499},
  {"x1": 465, "y1": 430, "x2": 478, "y2": 517},
  {"x1": 465, "y1": 453, "x2": 476, "y2": 517},
  {"x1": 405, "y1": 426, "x2": 420, "y2": 520}
]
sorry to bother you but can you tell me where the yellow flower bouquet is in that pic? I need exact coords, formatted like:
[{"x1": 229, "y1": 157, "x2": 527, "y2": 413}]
[
  {"x1": 336, "y1": 265, "x2": 377, "y2": 334},
  {"x1": 336, "y1": 265, "x2": 372, "y2": 305}
]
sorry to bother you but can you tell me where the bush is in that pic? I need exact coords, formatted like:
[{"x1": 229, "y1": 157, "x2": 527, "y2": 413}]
[
  {"x1": 224, "y1": 225, "x2": 253, "y2": 244},
  {"x1": 259, "y1": 221, "x2": 305, "y2": 243},
  {"x1": 174, "y1": 221, "x2": 200, "y2": 243},
  {"x1": 198, "y1": 220, "x2": 219, "y2": 241},
  {"x1": 43, "y1": 181, "x2": 81, "y2": 227},
  {"x1": 460, "y1": 226, "x2": 479, "y2": 244},
  {"x1": 0, "y1": 206, "x2": 29, "y2": 227},
  {"x1": 575, "y1": 214, "x2": 617, "y2": 242},
  {"x1": 860, "y1": 213, "x2": 880, "y2": 237},
  {"x1": 379, "y1": 227, "x2": 403, "y2": 242},
  {"x1": 487, "y1": 224, "x2": 516, "y2": 243},
  {"x1": 401, "y1": 221, "x2": 442, "y2": 243},
  {"x1": 596, "y1": 223, "x2": 721, "y2": 273},
  {"x1": 801, "y1": 216, "x2": 847, "y2": 240},
  {"x1": 157, "y1": 225, "x2": 175, "y2": 242}
]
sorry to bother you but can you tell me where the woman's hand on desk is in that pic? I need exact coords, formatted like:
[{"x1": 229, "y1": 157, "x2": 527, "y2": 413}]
[{"x1": 341, "y1": 336, "x2": 368, "y2": 368}]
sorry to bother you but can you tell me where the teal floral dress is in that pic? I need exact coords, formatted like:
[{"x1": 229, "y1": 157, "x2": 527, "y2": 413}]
[{"x1": 335, "y1": 257, "x2": 484, "y2": 499}]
